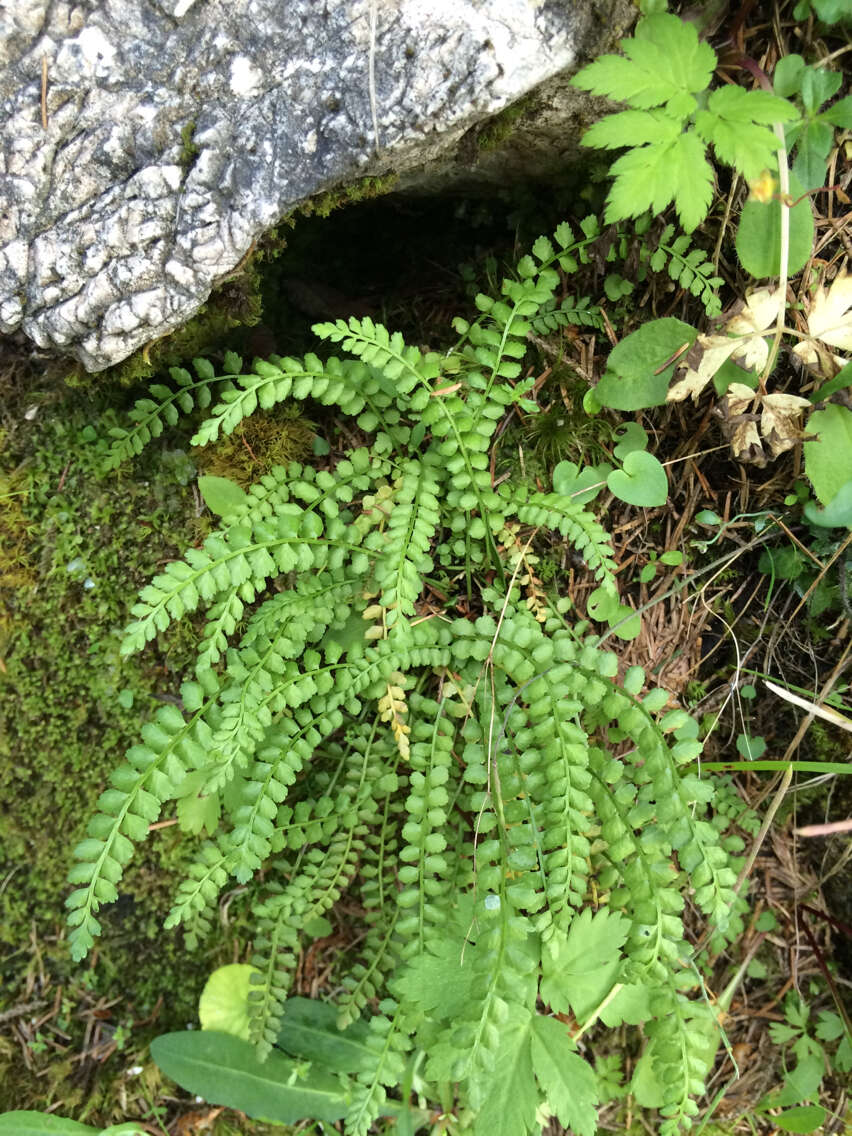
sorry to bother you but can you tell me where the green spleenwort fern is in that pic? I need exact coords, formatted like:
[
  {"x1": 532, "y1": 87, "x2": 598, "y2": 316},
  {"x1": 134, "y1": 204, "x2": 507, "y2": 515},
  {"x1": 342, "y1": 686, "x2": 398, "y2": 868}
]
[{"x1": 68, "y1": 216, "x2": 750, "y2": 1136}]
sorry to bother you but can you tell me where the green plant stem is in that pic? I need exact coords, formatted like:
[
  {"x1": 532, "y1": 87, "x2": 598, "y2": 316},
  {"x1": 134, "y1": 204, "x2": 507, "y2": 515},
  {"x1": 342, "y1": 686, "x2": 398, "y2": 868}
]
[{"x1": 760, "y1": 120, "x2": 792, "y2": 389}]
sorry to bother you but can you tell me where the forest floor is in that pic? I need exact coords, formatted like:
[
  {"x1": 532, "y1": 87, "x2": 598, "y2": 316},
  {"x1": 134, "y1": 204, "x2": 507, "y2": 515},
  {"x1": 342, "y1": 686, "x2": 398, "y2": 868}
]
[{"x1": 1, "y1": 3, "x2": 851, "y2": 1133}]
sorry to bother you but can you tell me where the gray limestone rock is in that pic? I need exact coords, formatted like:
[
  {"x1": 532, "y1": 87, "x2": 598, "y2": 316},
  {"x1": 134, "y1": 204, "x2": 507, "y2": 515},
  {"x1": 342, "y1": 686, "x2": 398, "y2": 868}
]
[{"x1": 0, "y1": 0, "x2": 633, "y2": 372}]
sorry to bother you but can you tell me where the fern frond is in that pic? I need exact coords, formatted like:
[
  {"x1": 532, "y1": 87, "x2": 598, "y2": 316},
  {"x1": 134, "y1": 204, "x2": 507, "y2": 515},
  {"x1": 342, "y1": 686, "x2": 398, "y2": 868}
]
[
  {"x1": 104, "y1": 356, "x2": 228, "y2": 470},
  {"x1": 370, "y1": 457, "x2": 441, "y2": 632},
  {"x1": 517, "y1": 490, "x2": 619, "y2": 595},
  {"x1": 529, "y1": 294, "x2": 605, "y2": 334},
  {"x1": 395, "y1": 694, "x2": 456, "y2": 956},
  {"x1": 66, "y1": 682, "x2": 217, "y2": 960},
  {"x1": 190, "y1": 354, "x2": 373, "y2": 447},
  {"x1": 248, "y1": 827, "x2": 364, "y2": 1057},
  {"x1": 345, "y1": 1005, "x2": 412, "y2": 1136},
  {"x1": 646, "y1": 224, "x2": 724, "y2": 316},
  {"x1": 164, "y1": 839, "x2": 234, "y2": 947},
  {"x1": 121, "y1": 512, "x2": 359, "y2": 656}
]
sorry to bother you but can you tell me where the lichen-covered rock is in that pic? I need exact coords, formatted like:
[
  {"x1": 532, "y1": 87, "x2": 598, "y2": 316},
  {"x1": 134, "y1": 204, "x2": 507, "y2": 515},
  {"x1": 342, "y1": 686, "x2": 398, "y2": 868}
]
[{"x1": 0, "y1": 0, "x2": 632, "y2": 372}]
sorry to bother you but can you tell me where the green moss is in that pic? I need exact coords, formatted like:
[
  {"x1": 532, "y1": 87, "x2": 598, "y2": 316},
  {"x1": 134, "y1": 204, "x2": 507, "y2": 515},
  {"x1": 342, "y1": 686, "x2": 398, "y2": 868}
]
[
  {"x1": 475, "y1": 94, "x2": 535, "y2": 151},
  {"x1": 178, "y1": 118, "x2": 199, "y2": 173},
  {"x1": 296, "y1": 172, "x2": 399, "y2": 219},
  {"x1": 0, "y1": 396, "x2": 237, "y2": 1118},
  {"x1": 194, "y1": 403, "x2": 316, "y2": 486}
]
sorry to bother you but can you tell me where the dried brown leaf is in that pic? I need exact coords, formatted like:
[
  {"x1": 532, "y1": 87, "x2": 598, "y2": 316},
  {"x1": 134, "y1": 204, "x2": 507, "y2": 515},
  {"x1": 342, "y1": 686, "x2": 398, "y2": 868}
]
[
  {"x1": 793, "y1": 266, "x2": 852, "y2": 367},
  {"x1": 760, "y1": 392, "x2": 811, "y2": 457},
  {"x1": 725, "y1": 382, "x2": 758, "y2": 416},
  {"x1": 666, "y1": 288, "x2": 782, "y2": 403}
]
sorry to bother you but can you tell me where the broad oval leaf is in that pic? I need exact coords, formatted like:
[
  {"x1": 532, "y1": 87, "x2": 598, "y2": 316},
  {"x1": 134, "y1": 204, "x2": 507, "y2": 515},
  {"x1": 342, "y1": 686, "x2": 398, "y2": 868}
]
[
  {"x1": 198, "y1": 475, "x2": 248, "y2": 517},
  {"x1": 276, "y1": 997, "x2": 373, "y2": 1073},
  {"x1": 736, "y1": 173, "x2": 814, "y2": 278},
  {"x1": 0, "y1": 1115, "x2": 124, "y2": 1136},
  {"x1": 596, "y1": 319, "x2": 698, "y2": 410},
  {"x1": 150, "y1": 1030, "x2": 349, "y2": 1124},
  {"x1": 804, "y1": 404, "x2": 852, "y2": 505}
]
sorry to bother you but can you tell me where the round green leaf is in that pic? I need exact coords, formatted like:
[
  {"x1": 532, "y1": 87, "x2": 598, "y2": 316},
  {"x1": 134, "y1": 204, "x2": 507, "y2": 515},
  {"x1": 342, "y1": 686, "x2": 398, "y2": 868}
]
[
  {"x1": 736, "y1": 172, "x2": 814, "y2": 278},
  {"x1": 199, "y1": 963, "x2": 259, "y2": 1040},
  {"x1": 197, "y1": 475, "x2": 248, "y2": 518},
  {"x1": 772, "y1": 1105, "x2": 827, "y2": 1134},
  {"x1": 587, "y1": 584, "x2": 620, "y2": 622},
  {"x1": 612, "y1": 422, "x2": 649, "y2": 460},
  {"x1": 596, "y1": 319, "x2": 698, "y2": 411},
  {"x1": 552, "y1": 461, "x2": 609, "y2": 505},
  {"x1": 736, "y1": 733, "x2": 767, "y2": 760},
  {"x1": 607, "y1": 451, "x2": 669, "y2": 507},
  {"x1": 803, "y1": 479, "x2": 852, "y2": 528},
  {"x1": 804, "y1": 404, "x2": 852, "y2": 506},
  {"x1": 609, "y1": 603, "x2": 641, "y2": 640}
]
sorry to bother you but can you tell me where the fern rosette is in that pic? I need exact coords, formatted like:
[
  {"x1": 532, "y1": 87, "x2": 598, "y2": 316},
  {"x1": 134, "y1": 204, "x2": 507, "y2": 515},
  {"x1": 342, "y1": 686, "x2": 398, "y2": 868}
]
[{"x1": 67, "y1": 215, "x2": 751, "y2": 1135}]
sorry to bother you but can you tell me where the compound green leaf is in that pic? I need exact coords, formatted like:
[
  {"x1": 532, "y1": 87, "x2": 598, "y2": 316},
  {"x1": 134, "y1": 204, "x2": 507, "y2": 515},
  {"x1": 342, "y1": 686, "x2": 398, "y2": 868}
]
[
  {"x1": 605, "y1": 133, "x2": 713, "y2": 231},
  {"x1": 583, "y1": 108, "x2": 681, "y2": 149},
  {"x1": 572, "y1": 14, "x2": 714, "y2": 111}
]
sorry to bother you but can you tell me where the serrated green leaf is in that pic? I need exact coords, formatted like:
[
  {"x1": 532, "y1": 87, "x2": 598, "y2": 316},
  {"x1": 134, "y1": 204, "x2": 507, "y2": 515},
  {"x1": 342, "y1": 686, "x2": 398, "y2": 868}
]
[
  {"x1": 583, "y1": 108, "x2": 682, "y2": 149},
  {"x1": 709, "y1": 85, "x2": 799, "y2": 126},
  {"x1": 541, "y1": 908, "x2": 630, "y2": 1019},
  {"x1": 473, "y1": 1004, "x2": 537, "y2": 1136},
  {"x1": 697, "y1": 89, "x2": 792, "y2": 179},
  {"x1": 605, "y1": 133, "x2": 713, "y2": 231},
  {"x1": 530, "y1": 1015, "x2": 599, "y2": 1136},
  {"x1": 571, "y1": 14, "x2": 714, "y2": 111}
]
